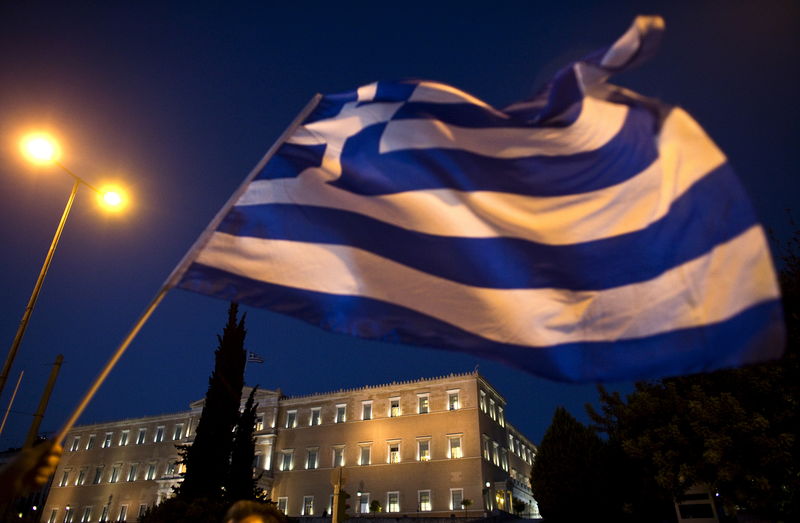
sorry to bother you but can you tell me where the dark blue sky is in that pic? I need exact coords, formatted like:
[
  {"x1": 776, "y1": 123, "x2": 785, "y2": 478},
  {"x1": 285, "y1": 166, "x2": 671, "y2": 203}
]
[{"x1": 0, "y1": 1, "x2": 797, "y2": 449}]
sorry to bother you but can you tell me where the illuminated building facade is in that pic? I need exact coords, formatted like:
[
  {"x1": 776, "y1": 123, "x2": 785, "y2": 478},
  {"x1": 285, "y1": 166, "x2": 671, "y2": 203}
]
[{"x1": 42, "y1": 372, "x2": 539, "y2": 521}]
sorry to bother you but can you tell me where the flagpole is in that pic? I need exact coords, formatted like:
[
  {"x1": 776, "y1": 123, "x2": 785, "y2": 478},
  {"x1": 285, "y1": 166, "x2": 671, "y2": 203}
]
[{"x1": 53, "y1": 93, "x2": 324, "y2": 445}]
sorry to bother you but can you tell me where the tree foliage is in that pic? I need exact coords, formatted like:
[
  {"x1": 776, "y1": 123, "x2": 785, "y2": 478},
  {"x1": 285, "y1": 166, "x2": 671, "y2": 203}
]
[{"x1": 226, "y1": 386, "x2": 265, "y2": 501}]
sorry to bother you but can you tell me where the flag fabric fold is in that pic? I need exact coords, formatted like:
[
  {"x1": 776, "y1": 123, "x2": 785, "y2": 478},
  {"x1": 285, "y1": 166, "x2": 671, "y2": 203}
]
[{"x1": 174, "y1": 16, "x2": 784, "y2": 382}]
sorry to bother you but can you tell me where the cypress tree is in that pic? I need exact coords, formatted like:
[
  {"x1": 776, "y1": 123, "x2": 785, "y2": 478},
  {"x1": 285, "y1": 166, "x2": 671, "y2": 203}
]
[
  {"x1": 226, "y1": 386, "x2": 264, "y2": 501},
  {"x1": 177, "y1": 302, "x2": 247, "y2": 500}
]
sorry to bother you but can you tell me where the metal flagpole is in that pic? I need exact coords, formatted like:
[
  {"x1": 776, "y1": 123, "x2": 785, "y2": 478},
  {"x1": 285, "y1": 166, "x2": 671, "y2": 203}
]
[{"x1": 54, "y1": 93, "x2": 323, "y2": 445}]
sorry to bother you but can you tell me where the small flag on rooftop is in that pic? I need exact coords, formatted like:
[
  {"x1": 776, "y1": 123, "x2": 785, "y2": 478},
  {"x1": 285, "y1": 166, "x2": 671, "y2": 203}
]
[
  {"x1": 247, "y1": 351, "x2": 265, "y2": 364},
  {"x1": 170, "y1": 16, "x2": 784, "y2": 382}
]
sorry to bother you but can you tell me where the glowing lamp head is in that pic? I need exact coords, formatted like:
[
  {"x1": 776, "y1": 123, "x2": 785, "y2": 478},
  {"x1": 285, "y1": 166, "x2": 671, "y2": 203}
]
[
  {"x1": 20, "y1": 133, "x2": 61, "y2": 165},
  {"x1": 97, "y1": 184, "x2": 129, "y2": 212}
]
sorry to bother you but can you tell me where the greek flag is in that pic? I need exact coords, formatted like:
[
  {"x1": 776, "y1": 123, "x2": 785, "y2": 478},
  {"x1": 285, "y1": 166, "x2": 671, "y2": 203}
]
[{"x1": 173, "y1": 16, "x2": 784, "y2": 382}]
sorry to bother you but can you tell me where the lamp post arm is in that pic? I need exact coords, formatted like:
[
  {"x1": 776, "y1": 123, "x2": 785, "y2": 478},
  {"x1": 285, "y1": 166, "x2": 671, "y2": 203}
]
[{"x1": 0, "y1": 177, "x2": 80, "y2": 398}]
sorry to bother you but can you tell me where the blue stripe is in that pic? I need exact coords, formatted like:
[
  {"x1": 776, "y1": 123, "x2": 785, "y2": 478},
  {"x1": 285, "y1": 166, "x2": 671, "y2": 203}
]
[
  {"x1": 177, "y1": 264, "x2": 785, "y2": 383},
  {"x1": 330, "y1": 104, "x2": 657, "y2": 196},
  {"x1": 256, "y1": 143, "x2": 326, "y2": 181},
  {"x1": 304, "y1": 90, "x2": 358, "y2": 124},
  {"x1": 224, "y1": 164, "x2": 756, "y2": 290}
]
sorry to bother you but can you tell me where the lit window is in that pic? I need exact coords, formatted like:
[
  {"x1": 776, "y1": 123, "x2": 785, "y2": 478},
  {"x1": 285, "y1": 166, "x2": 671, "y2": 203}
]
[
  {"x1": 138, "y1": 505, "x2": 148, "y2": 518},
  {"x1": 498, "y1": 406, "x2": 505, "y2": 427},
  {"x1": 450, "y1": 489, "x2": 464, "y2": 511},
  {"x1": 48, "y1": 508, "x2": 58, "y2": 523},
  {"x1": 307, "y1": 448, "x2": 319, "y2": 470},
  {"x1": 417, "y1": 439, "x2": 431, "y2": 461},
  {"x1": 136, "y1": 428, "x2": 146, "y2": 445},
  {"x1": 86, "y1": 435, "x2": 95, "y2": 450},
  {"x1": 64, "y1": 507, "x2": 75, "y2": 523},
  {"x1": 492, "y1": 441, "x2": 500, "y2": 466},
  {"x1": 110, "y1": 464, "x2": 121, "y2": 483},
  {"x1": 277, "y1": 498, "x2": 288, "y2": 514},
  {"x1": 332, "y1": 446, "x2": 345, "y2": 467},
  {"x1": 173, "y1": 424, "x2": 183, "y2": 440},
  {"x1": 358, "y1": 493, "x2": 370, "y2": 514},
  {"x1": 508, "y1": 434, "x2": 514, "y2": 449},
  {"x1": 145, "y1": 463, "x2": 157, "y2": 480},
  {"x1": 154, "y1": 426, "x2": 164, "y2": 443},
  {"x1": 119, "y1": 430, "x2": 129, "y2": 446},
  {"x1": 387, "y1": 491, "x2": 400, "y2": 513},
  {"x1": 166, "y1": 461, "x2": 177, "y2": 476},
  {"x1": 75, "y1": 468, "x2": 86, "y2": 486},
  {"x1": 482, "y1": 435, "x2": 491, "y2": 460},
  {"x1": 359, "y1": 445, "x2": 371, "y2": 466},
  {"x1": 336, "y1": 404, "x2": 346, "y2": 423},
  {"x1": 329, "y1": 495, "x2": 335, "y2": 515},
  {"x1": 92, "y1": 466, "x2": 103, "y2": 484},
  {"x1": 489, "y1": 398, "x2": 496, "y2": 420},
  {"x1": 449, "y1": 436, "x2": 463, "y2": 459},
  {"x1": 102, "y1": 432, "x2": 113, "y2": 448},
  {"x1": 81, "y1": 507, "x2": 92, "y2": 523},
  {"x1": 362, "y1": 401, "x2": 372, "y2": 420},
  {"x1": 417, "y1": 394, "x2": 430, "y2": 414},
  {"x1": 479, "y1": 391, "x2": 487, "y2": 412},
  {"x1": 302, "y1": 496, "x2": 314, "y2": 516},
  {"x1": 255, "y1": 415, "x2": 264, "y2": 431},
  {"x1": 70, "y1": 437, "x2": 81, "y2": 452},
  {"x1": 310, "y1": 408, "x2": 321, "y2": 426},
  {"x1": 389, "y1": 397, "x2": 400, "y2": 417},
  {"x1": 127, "y1": 463, "x2": 138, "y2": 482},
  {"x1": 117, "y1": 505, "x2": 128, "y2": 522},
  {"x1": 500, "y1": 448, "x2": 509, "y2": 471},
  {"x1": 388, "y1": 441, "x2": 400, "y2": 463},
  {"x1": 100, "y1": 505, "x2": 109, "y2": 522},
  {"x1": 448, "y1": 391, "x2": 460, "y2": 411},
  {"x1": 59, "y1": 470, "x2": 70, "y2": 487},
  {"x1": 286, "y1": 410, "x2": 297, "y2": 428},
  {"x1": 281, "y1": 450, "x2": 294, "y2": 471},
  {"x1": 418, "y1": 490, "x2": 432, "y2": 512}
]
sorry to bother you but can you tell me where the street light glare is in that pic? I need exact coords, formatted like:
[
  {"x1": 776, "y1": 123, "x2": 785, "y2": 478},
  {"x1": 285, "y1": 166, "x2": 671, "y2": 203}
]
[
  {"x1": 20, "y1": 133, "x2": 61, "y2": 165},
  {"x1": 97, "y1": 185, "x2": 129, "y2": 212}
]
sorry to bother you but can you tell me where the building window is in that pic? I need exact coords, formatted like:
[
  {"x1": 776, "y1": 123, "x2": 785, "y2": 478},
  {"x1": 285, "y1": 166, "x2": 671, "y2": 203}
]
[
  {"x1": 100, "y1": 505, "x2": 109, "y2": 522},
  {"x1": 418, "y1": 490, "x2": 432, "y2": 512},
  {"x1": 450, "y1": 488, "x2": 464, "y2": 511},
  {"x1": 508, "y1": 434, "x2": 515, "y2": 450},
  {"x1": 153, "y1": 426, "x2": 165, "y2": 443},
  {"x1": 138, "y1": 505, "x2": 148, "y2": 518},
  {"x1": 117, "y1": 505, "x2": 127, "y2": 522},
  {"x1": 119, "y1": 430, "x2": 129, "y2": 446},
  {"x1": 86, "y1": 434, "x2": 95, "y2": 450},
  {"x1": 388, "y1": 441, "x2": 400, "y2": 463},
  {"x1": 75, "y1": 468, "x2": 87, "y2": 486},
  {"x1": 136, "y1": 428, "x2": 146, "y2": 445},
  {"x1": 59, "y1": 469, "x2": 70, "y2": 487},
  {"x1": 359, "y1": 445, "x2": 371, "y2": 466},
  {"x1": 332, "y1": 446, "x2": 345, "y2": 467},
  {"x1": 307, "y1": 448, "x2": 319, "y2": 470},
  {"x1": 417, "y1": 439, "x2": 431, "y2": 461},
  {"x1": 417, "y1": 394, "x2": 430, "y2": 414},
  {"x1": 255, "y1": 415, "x2": 264, "y2": 431},
  {"x1": 302, "y1": 496, "x2": 314, "y2": 516},
  {"x1": 70, "y1": 436, "x2": 81, "y2": 452},
  {"x1": 310, "y1": 408, "x2": 321, "y2": 426},
  {"x1": 102, "y1": 432, "x2": 113, "y2": 448},
  {"x1": 277, "y1": 498, "x2": 288, "y2": 514},
  {"x1": 280, "y1": 450, "x2": 294, "y2": 471},
  {"x1": 329, "y1": 495, "x2": 335, "y2": 515},
  {"x1": 479, "y1": 391, "x2": 487, "y2": 412},
  {"x1": 335, "y1": 404, "x2": 346, "y2": 423},
  {"x1": 145, "y1": 463, "x2": 157, "y2": 480},
  {"x1": 127, "y1": 463, "x2": 138, "y2": 482},
  {"x1": 492, "y1": 441, "x2": 500, "y2": 466},
  {"x1": 498, "y1": 406, "x2": 505, "y2": 427},
  {"x1": 482, "y1": 435, "x2": 491, "y2": 460},
  {"x1": 92, "y1": 466, "x2": 103, "y2": 484},
  {"x1": 362, "y1": 401, "x2": 372, "y2": 420},
  {"x1": 64, "y1": 507, "x2": 75, "y2": 522},
  {"x1": 173, "y1": 424, "x2": 184, "y2": 440},
  {"x1": 358, "y1": 493, "x2": 370, "y2": 514},
  {"x1": 110, "y1": 464, "x2": 121, "y2": 483},
  {"x1": 286, "y1": 410, "x2": 297, "y2": 428},
  {"x1": 500, "y1": 448, "x2": 509, "y2": 471},
  {"x1": 387, "y1": 491, "x2": 400, "y2": 513},
  {"x1": 448, "y1": 391, "x2": 460, "y2": 410},
  {"x1": 81, "y1": 507, "x2": 92, "y2": 522},
  {"x1": 489, "y1": 398, "x2": 496, "y2": 420},
  {"x1": 389, "y1": 397, "x2": 400, "y2": 417},
  {"x1": 48, "y1": 508, "x2": 58, "y2": 523},
  {"x1": 448, "y1": 436, "x2": 463, "y2": 459},
  {"x1": 166, "y1": 460, "x2": 177, "y2": 476}
]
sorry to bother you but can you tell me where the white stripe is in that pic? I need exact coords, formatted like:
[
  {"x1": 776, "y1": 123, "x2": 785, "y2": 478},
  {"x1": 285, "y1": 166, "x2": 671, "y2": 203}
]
[
  {"x1": 409, "y1": 81, "x2": 498, "y2": 111},
  {"x1": 237, "y1": 107, "x2": 724, "y2": 246},
  {"x1": 601, "y1": 15, "x2": 664, "y2": 67},
  {"x1": 379, "y1": 96, "x2": 628, "y2": 157},
  {"x1": 195, "y1": 227, "x2": 778, "y2": 347}
]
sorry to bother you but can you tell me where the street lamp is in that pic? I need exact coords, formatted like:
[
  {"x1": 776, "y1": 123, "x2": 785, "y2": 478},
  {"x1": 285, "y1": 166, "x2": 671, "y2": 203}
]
[{"x1": 0, "y1": 132, "x2": 129, "y2": 398}]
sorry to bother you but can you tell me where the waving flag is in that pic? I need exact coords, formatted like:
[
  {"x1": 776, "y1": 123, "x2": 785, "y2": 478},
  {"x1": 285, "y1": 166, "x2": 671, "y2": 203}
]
[{"x1": 171, "y1": 16, "x2": 784, "y2": 382}]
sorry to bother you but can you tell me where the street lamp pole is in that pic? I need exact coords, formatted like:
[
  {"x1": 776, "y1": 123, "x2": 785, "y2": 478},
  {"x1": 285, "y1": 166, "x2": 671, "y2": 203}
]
[{"x1": 0, "y1": 176, "x2": 80, "y2": 398}]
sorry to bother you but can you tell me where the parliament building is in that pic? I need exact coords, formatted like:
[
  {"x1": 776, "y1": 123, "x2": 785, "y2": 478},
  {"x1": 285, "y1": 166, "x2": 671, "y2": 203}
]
[{"x1": 42, "y1": 372, "x2": 539, "y2": 522}]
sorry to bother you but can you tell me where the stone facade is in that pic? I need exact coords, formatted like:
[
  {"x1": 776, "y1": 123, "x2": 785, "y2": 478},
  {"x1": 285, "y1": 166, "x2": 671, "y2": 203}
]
[{"x1": 42, "y1": 372, "x2": 539, "y2": 522}]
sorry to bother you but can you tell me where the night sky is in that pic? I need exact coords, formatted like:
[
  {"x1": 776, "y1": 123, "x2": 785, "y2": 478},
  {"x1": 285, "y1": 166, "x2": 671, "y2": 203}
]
[{"x1": 1, "y1": 1, "x2": 798, "y2": 450}]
